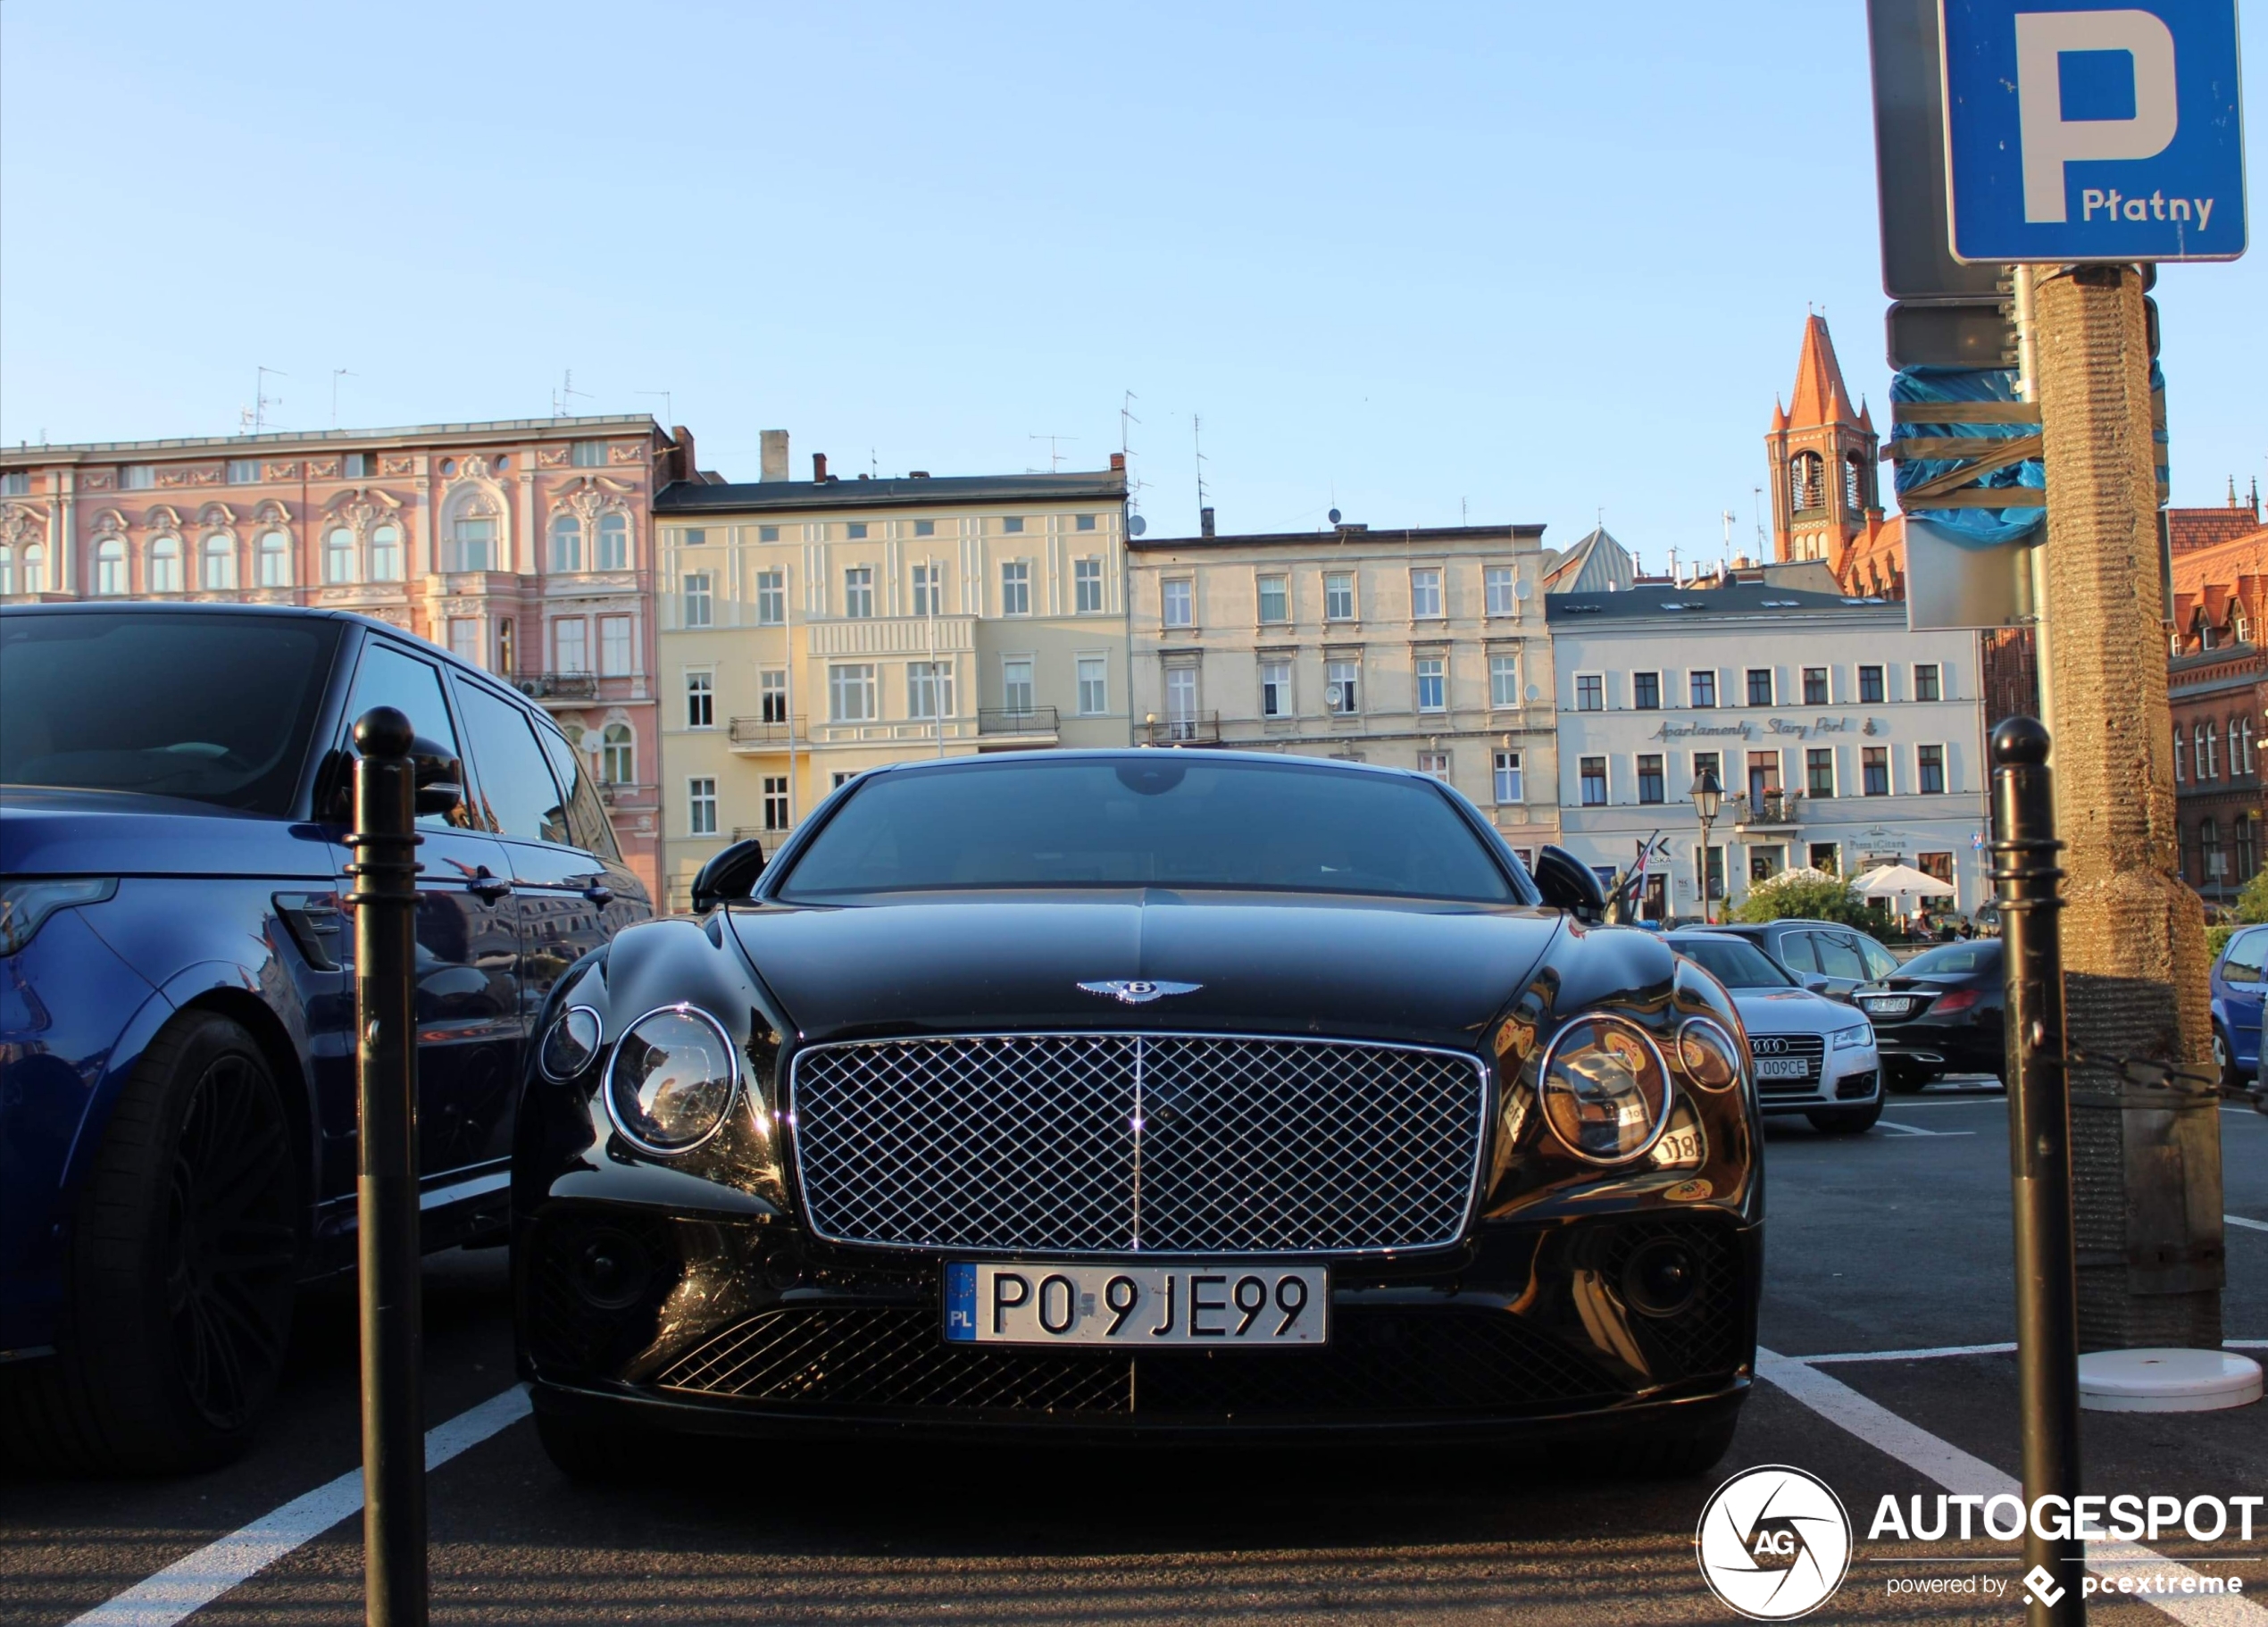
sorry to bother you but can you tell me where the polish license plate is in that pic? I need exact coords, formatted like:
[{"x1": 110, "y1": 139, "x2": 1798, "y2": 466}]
[
  {"x1": 944, "y1": 1262, "x2": 1329, "y2": 1347},
  {"x1": 1649, "y1": 1123, "x2": 1704, "y2": 1167},
  {"x1": 1754, "y1": 1056, "x2": 1812, "y2": 1080},
  {"x1": 1858, "y1": 996, "x2": 1908, "y2": 1015}
]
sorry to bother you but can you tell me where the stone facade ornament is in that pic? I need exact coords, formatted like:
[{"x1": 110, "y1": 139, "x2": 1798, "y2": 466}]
[{"x1": 0, "y1": 502, "x2": 47, "y2": 549}]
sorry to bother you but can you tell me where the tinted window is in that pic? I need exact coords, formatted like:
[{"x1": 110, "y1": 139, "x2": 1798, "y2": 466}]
[
  {"x1": 780, "y1": 758, "x2": 1522, "y2": 903},
  {"x1": 1, "y1": 611, "x2": 339, "y2": 814},
  {"x1": 1670, "y1": 936, "x2": 1796, "y2": 989},
  {"x1": 1858, "y1": 938, "x2": 1900, "y2": 980},
  {"x1": 536, "y1": 723, "x2": 621, "y2": 862},
  {"x1": 2223, "y1": 930, "x2": 2268, "y2": 975},
  {"x1": 346, "y1": 641, "x2": 470, "y2": 831},
  {"x1": 455, "y1": 682, "x2": 571, "y2": 844},
  {"x1": 1813, "y1": 933, "x2": 1869, "y2": 980},
  {"x1": 1775, "y1": 932, "x2": 1821, "y2": 972},
  {"x1": 1902, "y1": 941, "x2": 1998, "y2": 977}
]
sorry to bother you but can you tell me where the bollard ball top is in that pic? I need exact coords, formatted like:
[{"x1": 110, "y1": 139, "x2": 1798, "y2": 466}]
[
  {"x1": 1991, "y1": 714, "x2": 2051, "y2": 767},
  {"x1": 352, "y1": 705, "x2": 417, "y2": 759}
]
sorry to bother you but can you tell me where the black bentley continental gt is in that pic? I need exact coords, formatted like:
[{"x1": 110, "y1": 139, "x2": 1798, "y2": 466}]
[{"x1": 512, "y1": 751, "x2": 1761, "y2": 1475}]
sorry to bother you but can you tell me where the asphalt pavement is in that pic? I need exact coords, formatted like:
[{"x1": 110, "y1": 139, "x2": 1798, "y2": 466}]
[{"x1": 6, "y1": 1080, "x2": 2267, "y2": 1625}]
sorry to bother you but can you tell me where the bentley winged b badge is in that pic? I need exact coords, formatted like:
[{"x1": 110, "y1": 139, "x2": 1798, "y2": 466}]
[{"x1": 1077, "y1": 979, "x2": 1202, "y2": 1005}]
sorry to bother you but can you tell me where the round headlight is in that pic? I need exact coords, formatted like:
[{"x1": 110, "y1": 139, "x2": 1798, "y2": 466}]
[
  {"x1": 1538, "y1": 1014, "x2": 1672, "y2": 1164},
  {"x1": 605, "y1": 1005, "x2": 739, "y2": 1154},
  {"x1": 538, "y1": 1005, "x2": 604, "y2": 1082},
  {"x1": 1675, "y1": 1018, "x2": 1743, "y2": 1092}
]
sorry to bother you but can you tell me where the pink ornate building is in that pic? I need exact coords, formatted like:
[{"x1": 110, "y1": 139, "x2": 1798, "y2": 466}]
[{"x1": 0, "y1": 414, "x2": 703, "y2": 899}]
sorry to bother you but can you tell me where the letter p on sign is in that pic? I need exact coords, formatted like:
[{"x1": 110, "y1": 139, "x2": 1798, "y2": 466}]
[{"x1": 2014, "y1": 10, "x2": 2179, "y2": 221}]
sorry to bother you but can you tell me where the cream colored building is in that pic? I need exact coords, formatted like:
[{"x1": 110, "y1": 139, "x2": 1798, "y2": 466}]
[
  {"x1": 1125, "y1": 521, "x2": 1561, "y2": 862},
  {"x1": 653, "y1": 452, "x2": 1130, "y2": 910}
]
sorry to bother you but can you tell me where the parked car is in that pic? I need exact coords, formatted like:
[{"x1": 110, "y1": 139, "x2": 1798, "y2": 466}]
[
  {"x1": 1848, "y1": 939, "x2": 2006, "y2": 1092},
  {"x1": 2211, "y1": 925, "x2": 2267, "y2": 1090},
  {"x1": 1703, "y1": 919, "x2": 1901, "y2": 1002},
  {"x1": 0, "y1": 604, "x2": 650, "y2": 1472},
  {"x1": 514, "y1": 752, "x2": 1761, "y2": 1478},
  {"x1": 1663, "y1": 931, "x2": 1882, "y2": 1133}
]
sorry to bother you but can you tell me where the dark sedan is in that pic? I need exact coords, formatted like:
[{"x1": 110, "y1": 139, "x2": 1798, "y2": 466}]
[
  {"x1": 1850, "y1": 939, "x2": 2006, "y2": 1091},
  {"x1": 513, "y1": 752, "x2": 1762, "y2": 1478}
]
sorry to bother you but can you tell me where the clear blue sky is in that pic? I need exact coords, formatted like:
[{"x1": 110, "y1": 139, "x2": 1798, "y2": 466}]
[{"x1": 4, "y1": 2, "x2": 2260, "y2": 564}]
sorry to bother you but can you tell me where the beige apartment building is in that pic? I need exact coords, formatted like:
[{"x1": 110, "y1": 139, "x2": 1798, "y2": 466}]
[
  {"x1": 1125, "y1": 520, "x2": 1561, "y2": 861},
  {"x1": 653, "y1": 446, "x2": 1130, "y2": 910}
]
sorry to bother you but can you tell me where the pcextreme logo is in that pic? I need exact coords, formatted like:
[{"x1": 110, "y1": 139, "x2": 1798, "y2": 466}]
[{"x1": 1695, "y1": 1465, "x2": 1855, "y2": 1621}]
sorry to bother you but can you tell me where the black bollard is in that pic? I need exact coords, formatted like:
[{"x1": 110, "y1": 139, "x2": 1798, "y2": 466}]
[
  {"x1": 346, "y1": 707, "x2": 427, "y2": 1627},
  {"x1": 1990, "y1": 716, "x2": 2084, "y2": 1625}
]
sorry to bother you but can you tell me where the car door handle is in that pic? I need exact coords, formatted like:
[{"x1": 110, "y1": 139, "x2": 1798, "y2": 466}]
[
  {"x1": 467, "y1": 872, "x2": 513, "y2": 903},
  {"x1": 583, "y1": 885, "x2": 614, "y2": 906}
]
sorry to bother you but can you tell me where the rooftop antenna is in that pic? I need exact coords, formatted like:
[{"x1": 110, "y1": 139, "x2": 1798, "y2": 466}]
[
  {"x1": 636, "y1": 389, "x2": 672, "y2": 428},
  {"x1": 1121, "y1": 390, "x2": 1140, "y2": 458},
  {"x1": 1461, "y1": 496, "x2": 1469, "y2": 525},
  {"x1": 1669, "y1": 542, "x2": 1681, "y2": 582},
  {"x1": 251, "y1": 366, "x2": 286, "y2": 433},
  {"x1": 552, "y1": 369, "x2": 589, "y2": 419},
  {"x1": 1193, "y1": 413, "x2": 1209, "y2": 516},
  {"x1": 1029, "y1": 433, "x2": 1078, "y2": 473},
  {"x1": 331, "y1": 369, "x2": 355, "y2": 429},
  {"x1": 1753, "y1": 485, "x2": 1766, "y2": 553}
]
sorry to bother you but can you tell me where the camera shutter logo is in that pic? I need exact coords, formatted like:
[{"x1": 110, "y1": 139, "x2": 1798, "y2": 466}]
[{"x1": 1695, "y1": 1464, "x2": 1852, "y2": 1620}]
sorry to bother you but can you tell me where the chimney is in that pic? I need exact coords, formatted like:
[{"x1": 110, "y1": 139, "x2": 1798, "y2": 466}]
[
  {"x1": 1109, "y1": 453, "x2": 1125, "y2": 471},
  {"x1": 813, "y1": 452, "x2": 829, "y2": 483},
  {"x1": 760, "y1": 430, "x2": 789, "y2": 482},
  {"x1": 1200, "y1": 506, "x2": 1215, "y2": 538},
  {"x1": 671, "y1": 427, "x2": 696, "y2": 479}
]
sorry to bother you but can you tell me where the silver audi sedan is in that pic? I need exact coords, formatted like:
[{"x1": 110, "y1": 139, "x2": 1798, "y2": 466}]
[{"x1": 1666, "y1": 930, "x2": 1883, "y2": 1134}]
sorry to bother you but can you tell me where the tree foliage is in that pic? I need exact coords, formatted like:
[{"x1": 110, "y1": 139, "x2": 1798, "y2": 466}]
[{"x1": 1726, "y1": 869, "x2": 1871, "y2": 926}]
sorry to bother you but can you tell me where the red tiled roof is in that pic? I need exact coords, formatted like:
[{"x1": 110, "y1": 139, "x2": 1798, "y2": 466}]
[{"x1": 1787, "y1": 314, "x2": 1861, "y2": 428}]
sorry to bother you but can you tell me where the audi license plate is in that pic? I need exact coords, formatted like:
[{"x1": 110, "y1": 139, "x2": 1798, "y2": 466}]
[
  {"x1": 1754, "y1": 1056, "x2": 1811, "y2": 1080},
  {"x1": 944, "y1": 1262, "x2": 1329, "y2": 1347}
]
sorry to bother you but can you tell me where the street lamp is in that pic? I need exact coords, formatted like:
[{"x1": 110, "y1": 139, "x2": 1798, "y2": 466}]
[{"x1": 1689, "y1": 766, "x2": 1723, "y2": 924}]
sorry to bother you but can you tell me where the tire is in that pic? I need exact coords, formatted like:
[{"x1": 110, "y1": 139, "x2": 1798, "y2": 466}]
[
  {"x1": 2214, "y1": 1026, "x2": 2238, "y2": 1091},
  {"x1": 1580, "y1": 1413, "x2": 1740, "y2": 1480},
  {"x1": 0, "y1": 1012, "x2": 300, "y2": 1474},
  {"x1": 1885, "y1": 1068, "x2": 1928, "y2": 1095},
  {"x1": 1807, "y1": 1100, "x2": 1883, "y2": 1135},
  {"x1": 535, "y1": 1407, "x2": 652, "y2": 1482}
]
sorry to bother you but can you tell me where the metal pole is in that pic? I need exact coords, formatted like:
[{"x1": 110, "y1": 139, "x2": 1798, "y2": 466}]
[
  {"x1": 1990, "y1": 714, "x2": 2084, "y2": 1627},
  {"x1": 346, "y1": 706, "x2": 427, "y2": 1627},
  {"x1": 1698, "y1": 814, "x2": 1715, "y2": 925}
]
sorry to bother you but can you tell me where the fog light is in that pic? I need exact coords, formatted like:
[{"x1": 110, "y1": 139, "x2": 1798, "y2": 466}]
[
  {"x1": 1623, "y1": 1239, "x2": 1701, "y2": 1317},
  {"x1": 573, "y1": 1229, "x2": 653, "y2": 1311}
]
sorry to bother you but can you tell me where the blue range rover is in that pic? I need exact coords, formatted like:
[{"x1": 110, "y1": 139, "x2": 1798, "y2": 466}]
[{"x1": 0, "y1": 604, "x2": 650, "y2": 1471}]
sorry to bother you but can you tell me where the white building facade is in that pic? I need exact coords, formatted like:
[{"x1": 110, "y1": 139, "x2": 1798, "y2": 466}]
[{"x1": 1545, "y1": 587, "x2": 1989, "y2": 918}]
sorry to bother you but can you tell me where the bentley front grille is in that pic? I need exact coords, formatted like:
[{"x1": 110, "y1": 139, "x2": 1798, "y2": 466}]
[{"x1": 788, "y1": 1033, "x2": 1489, "y2": 1256}]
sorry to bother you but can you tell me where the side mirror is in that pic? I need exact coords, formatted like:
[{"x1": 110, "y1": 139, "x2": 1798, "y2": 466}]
[
  {"x1": 408, "y1": 736, "x2": 464, "y2": 818},
  {"x1": 1532, "y1": 844, "x2": 1608, "y2": 922},
  {"x1": 690, "y1": 839, "x2": 765, "y2": 914},
  {"x1": 1804, "y1": 975, "x2": 1833, "y2": 995}
]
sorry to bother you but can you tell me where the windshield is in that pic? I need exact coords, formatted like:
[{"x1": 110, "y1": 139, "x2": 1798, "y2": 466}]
[
  {"x1": 778, "y1": 756, "x2": 1525, "y2": 903},
  {"x1": 1671, "y1": 935, "x2": 1796, "y2": 989},
  {"x1": 1900, "y1": 942, "x2": 1998, "y2": 978},
  {"x1": 1, "y1": 612, "x2": 340, "y2": 815}
]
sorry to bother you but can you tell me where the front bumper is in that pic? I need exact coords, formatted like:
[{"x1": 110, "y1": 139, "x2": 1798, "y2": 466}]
[{"x1": 1753, "y1": 1047, "x2": 1882, "y2": 1114}]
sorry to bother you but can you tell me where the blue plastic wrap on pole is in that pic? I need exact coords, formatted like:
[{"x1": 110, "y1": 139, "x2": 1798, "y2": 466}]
[{"x1": 1891, "y1": 365, "x2": 2045, "y2": 547}]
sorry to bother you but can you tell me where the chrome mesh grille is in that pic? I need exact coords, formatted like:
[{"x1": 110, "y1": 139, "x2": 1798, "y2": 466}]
[{"x1": 788, "y1": 1033, "x2": 1488, "y2": 1256}]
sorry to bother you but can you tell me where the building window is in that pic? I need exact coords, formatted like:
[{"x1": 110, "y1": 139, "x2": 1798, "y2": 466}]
[
  {"x1": 448, "y1": 618, "x2": 483, "y2": 668},
  {"x1": 1697, "y1": 844, "x2": 1725, "y2": 902},
  {"x1": 758, "y1": 524, "x2": 781, "y2": 543},
  {"x1": 1325, "y1": 659, "x2": 1360, "y2": 715},
  {"x1": 755, "y1": 569, "x2": 786, "y2": 625},
  {"x1": 1809, "y1": 843, "x2": 1841, "y2": 874},
  {"x1": 1914, "y1": 663, "x2": 1941, "y2": 702},
  {"x1": 571, "y1": 440, "x2": 608, "y2": 468},
  {"x1": 1918, "y1": 851, "x2": 1954, "y2": 887},
  {"x1": 588, "y1": 512, "x2": 626, "y2": 571},
  {"x1": 1162, "y1": 578, "x2": 1193, "y2": 627},
  {"x1": 0, "y1": 471, "x2": 27, "y2": 496},
  {"x1": 2238, "y1": 814, "x2": 2259, "y2": 881},
  {"x1": 1575, "y1": 672, "x2": 1603, "y2": 712},
  {"x1": 1747, "y1": 668, "x2": 1773, "y2": 706},
  {"x1": 203, "y1": 534, "x2": 236, "y2": 589},
  {"x1": 1638, "y1": 754, "x2": 1665, "y2": 805},
  {"x1": 1491, "y1": 655, "x2": 1521, "y2": 708},
  {"x1": 370, "y1": 525, "x2": 401, "y2": 580},
  {"x1": 1693, "y1": 751, "x2": 1721, "y2": 797},
  {"x1": 1002, "y1": 657, "x2": 1035, "y2": 713},
  {"x1": 686, "y1": 672, "x2": 714, "y2": 728},
  {"x1": 2238, "y1": 718, "x2": 2256, "y2": 778},
  {"x1": 1002, "y1": 515, "x2": 1025, "y2": 534},
  {"x1": 2175, "y1": 727, "x2": 2188, "y2": 780},
  {"x1": 121, "y1": 465, "x2": 154, "y2": 490},
  {"x1": 1863, "y1": 745, "x2": 1889, "y2": 796},
  {"x1": 20, "y1": 544, "x2": 44, "y2": 594},
  {"x1": 904, "y1": 563, "x2": 935, "y2": 618},
  {"x1": 601, "y1": 722, "x2": 634, "y2": 784},
  {"x1": 252, "y1": 530, "x2": 289, "y2": 587},
  {"x1": 1790, "y1": 451, "x2": 1823, "y2": 511},
  {"x1": 1806, "y1": 747, "x2": 1835, "y2": 797},
  {"x1": 1418, "y1": 751, "x2": 1451, "y2": 780},
  {"x1": 325, "y1": 527, "x2": 356, "y2": 584},
  {"x1": 683, "y1": 572, "x2": 713, "y2": 627},
  {"x1": 760, "y1": 669, "x2": 788, "y2": 722},
  {"x1": 74, "y1": 538, "x2": 113, "y2": 599},
  {"x1": 1494, "y1": 750, "x2": 1523, "y2": 804},
  {"x1": 343, "y1": 453, "x2": 376, "y2": 479},
  {"x1": 1001, "y1": 560, "x2": 1031, "y2": 615},
  {"x1": 1076, "y1": 513, "x2": 1097, "y2": 532},
  {"x1": 0, "y1": 546, "x2": 11, "y2": 595},
  {"x1": 846, "y1": 521, "x2": 868, "y2": 540},
  {"x1": 448, "y1": 514, "x2": 496, "y2": 573},
  {"x1": 599, "y1": 615, "x2": 633, "y2": 675},
  {"x1": 763, "y1": 776, "x2": 789, "y2": 832},
  {"x1": 1261, "y1": 659, "x2": 1291, "y2": 718},
  {"x1": 829, "y1": 663, "x2": 877, "y2": 722},
  {"x1": 1164, "y1": 666, "x2": 1198, "y2": 734},
  {"x1": 554, "y1": 619, "x2": 588, "y2": 673},
  {"x1": 227, "y1": 459, "x2": 260, "y2": 485},
  {"x1": 908, "y1": 660, "x2": 955, "y2": 720},
  {"x1": 1077, "y1": 655, "x2": 1107, "y2": 716},
  {"x1": 1747, "y1": 750, "x2": 1781, "y2": 802},
  {"x1": 1486, "y1": 567, "x2": 1516, "y2": 616},
  {"x1": 1689, "y1": 670, "x2": 1717, "y2": 708},
  {"x1": 550, "y1": 514, "x2": 582, "y2": 572},
  {"x1": 1918, "y1": 746, "x2": 1950, "y2": 794},
  {"x1": 1411, "y1": 568, "x2": 1443, "y2": 619},
  {"x1": 1256, "y1": 575, "x2": 1288, "y2": 623},
  {"x1": 1804, "y1": 666, "x2": 1829, "y2": 705},
  {"x1": 2204, "y1": 723, "x2": 2221, "y2": 780},
  {"x1": 145, "y1": 536, "x2": 180, "y2": 593},
  {"x1": 1632, "y1": 671, "x2": 1660, "y2": 710},
  {"x1": 688, "y1": 778, "x2": 717, "y2": 836},
  {"x1": 1858, "y1": 664, "x2": 1885, "y2": 703},
  {"x1": 1580, "y1": 756, "x2": 1608, "y2": 805},
  {"x1": 1324, "y1": 573, "x2": 1355, "y2": 621},
  {"x1": 1074, "y1": 557, "x2": 1105, "y2": 613},
  {"x1": 843, "y1": 566, "x2": 874, "y2": 618},
  {"x1": 1416, "y1": 656, "x2": 1446, "y2": 712}
]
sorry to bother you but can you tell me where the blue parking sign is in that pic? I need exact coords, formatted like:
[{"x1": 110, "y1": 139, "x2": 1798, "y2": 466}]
[{"x1": 1939, "y1": 0, "x2": 2247, "y2": 262}]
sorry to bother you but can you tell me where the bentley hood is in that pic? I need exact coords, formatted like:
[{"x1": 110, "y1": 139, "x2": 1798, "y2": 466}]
[{"x1": 727, "y1": 891, "x2": 1568, "y2": 1050}]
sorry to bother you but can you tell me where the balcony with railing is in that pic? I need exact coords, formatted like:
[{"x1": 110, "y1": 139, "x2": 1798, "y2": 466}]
[
  {"x1": 729, "y1": 714, "x2": 805, "y2": 749},
  {"x1": 514, "y1": 672, "x2": 599, "y2": 702},
  {"x1": 598, "y1": 780, "x2": 656, "y2": 810},
  {"x1": 1138, "y1": 711, "x2": 1222, "y2": 747},
  {"x1": 978, "y1": 705, "x2": 1060, "y2": 740},
  {"x1": 1734, "y1": 789, "x2": 1805, "y2": 830}
]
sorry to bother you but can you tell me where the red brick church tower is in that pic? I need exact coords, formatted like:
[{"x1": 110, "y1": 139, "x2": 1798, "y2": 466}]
[{"x1": 1765, "y1": 314, "x2": 1904, "y2": 594}]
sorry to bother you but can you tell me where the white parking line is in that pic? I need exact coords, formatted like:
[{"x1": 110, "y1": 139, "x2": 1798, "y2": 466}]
[
  {"x1": 1798, "y1": 1339, "x2": 2268, "y2": 1364},
  {"x1": 1874, "y1": 1119, "x2": 1976, "y2": 1137},
  {"x1": 1757, "y1": 1349, "x2": 2268, "y2": 1626},
  {"x1": 2227, "y1": 1214, "x2": 2268, "y2": 1234},
  {"x1": 69, "y1": 1385, "x2": 529, "y2": 1627}
]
